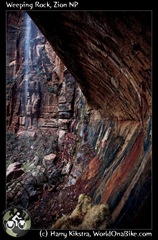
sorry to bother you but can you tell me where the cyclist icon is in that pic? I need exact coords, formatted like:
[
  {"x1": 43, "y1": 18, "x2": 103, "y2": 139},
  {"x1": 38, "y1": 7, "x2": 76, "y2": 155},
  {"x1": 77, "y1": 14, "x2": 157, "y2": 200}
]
[
  {"x1": 3, "y1": 206, "x2": 31, "y2": 237},
  {"x1": 6, "y1": 212, "x2": 27, "y2": 230}
]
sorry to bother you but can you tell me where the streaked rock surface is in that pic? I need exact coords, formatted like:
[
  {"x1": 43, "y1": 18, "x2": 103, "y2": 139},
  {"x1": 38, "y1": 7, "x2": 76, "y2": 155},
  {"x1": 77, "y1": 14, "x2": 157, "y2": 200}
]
[{"x1": 6, "y1": 11, "x2": 151, "y2": 229}]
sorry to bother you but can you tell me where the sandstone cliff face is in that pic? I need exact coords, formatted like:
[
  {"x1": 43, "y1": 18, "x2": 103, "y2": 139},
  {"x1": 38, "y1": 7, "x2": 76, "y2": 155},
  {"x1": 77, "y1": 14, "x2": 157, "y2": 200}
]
[
  {"x1": 29, "y1": 11, "x2": 151, "y2": 122},
  {"x1": 6, "y1": 11, "x2": 151, "y2": 229}
]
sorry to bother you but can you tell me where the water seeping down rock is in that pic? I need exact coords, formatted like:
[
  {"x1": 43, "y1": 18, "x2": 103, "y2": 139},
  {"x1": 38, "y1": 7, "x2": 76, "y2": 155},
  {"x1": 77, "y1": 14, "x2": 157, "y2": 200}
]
[{"x1": 6, "y1": 11, "x2": 152, "y2": 229}]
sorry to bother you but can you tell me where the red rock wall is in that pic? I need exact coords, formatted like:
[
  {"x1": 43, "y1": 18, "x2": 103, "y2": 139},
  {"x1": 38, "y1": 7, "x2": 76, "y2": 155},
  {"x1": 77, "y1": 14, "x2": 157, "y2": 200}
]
[
  {"x1": 29, "y1": 12, "x2": 151, "y2": 122},
  {"x1": 6, "y1": 11, "x2": 152, "y2": 229}
]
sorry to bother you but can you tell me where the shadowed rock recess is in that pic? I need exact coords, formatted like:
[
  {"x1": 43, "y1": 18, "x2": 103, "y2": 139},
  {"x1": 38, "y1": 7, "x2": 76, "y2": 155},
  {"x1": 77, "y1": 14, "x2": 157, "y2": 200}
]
[{"x1": 6, "y1": 11, "x2": 152, "y2": 229}]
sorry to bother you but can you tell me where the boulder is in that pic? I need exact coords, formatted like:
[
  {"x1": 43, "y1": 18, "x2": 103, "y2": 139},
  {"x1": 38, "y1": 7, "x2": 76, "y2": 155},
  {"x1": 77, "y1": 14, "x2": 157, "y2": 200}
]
[
  {"x1": 43, "y1": 153, "x2": 57, "y2": 168},
  {"x1": 6, "y1": 162, "x2": 24, "y2": 182}
]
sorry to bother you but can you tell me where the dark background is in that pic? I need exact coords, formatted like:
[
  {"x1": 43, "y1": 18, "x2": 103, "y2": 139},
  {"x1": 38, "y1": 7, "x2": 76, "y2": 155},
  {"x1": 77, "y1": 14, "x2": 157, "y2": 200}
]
[{"x1": 0, "y1": 0, "x2": 156, "y2": 239}]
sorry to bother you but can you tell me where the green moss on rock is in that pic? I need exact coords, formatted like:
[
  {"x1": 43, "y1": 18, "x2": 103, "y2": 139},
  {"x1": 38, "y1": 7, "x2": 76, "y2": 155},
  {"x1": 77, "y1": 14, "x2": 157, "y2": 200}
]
[{"x1": 52, "y1": 194, "x2": 112, "y2": 230}]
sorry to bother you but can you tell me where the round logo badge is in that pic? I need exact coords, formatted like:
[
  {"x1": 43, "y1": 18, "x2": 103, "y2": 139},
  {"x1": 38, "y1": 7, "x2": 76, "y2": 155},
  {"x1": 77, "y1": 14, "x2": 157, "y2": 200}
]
[{"x1": 3, "y1": 206, "x2": 31, "y2": 237}]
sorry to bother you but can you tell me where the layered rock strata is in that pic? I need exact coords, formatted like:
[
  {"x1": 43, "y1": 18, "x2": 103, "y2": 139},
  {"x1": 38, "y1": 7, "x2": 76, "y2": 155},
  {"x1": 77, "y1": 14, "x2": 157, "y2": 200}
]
[{"x1": 6, "y1": 11, "x2": 152, "y2": 229}]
